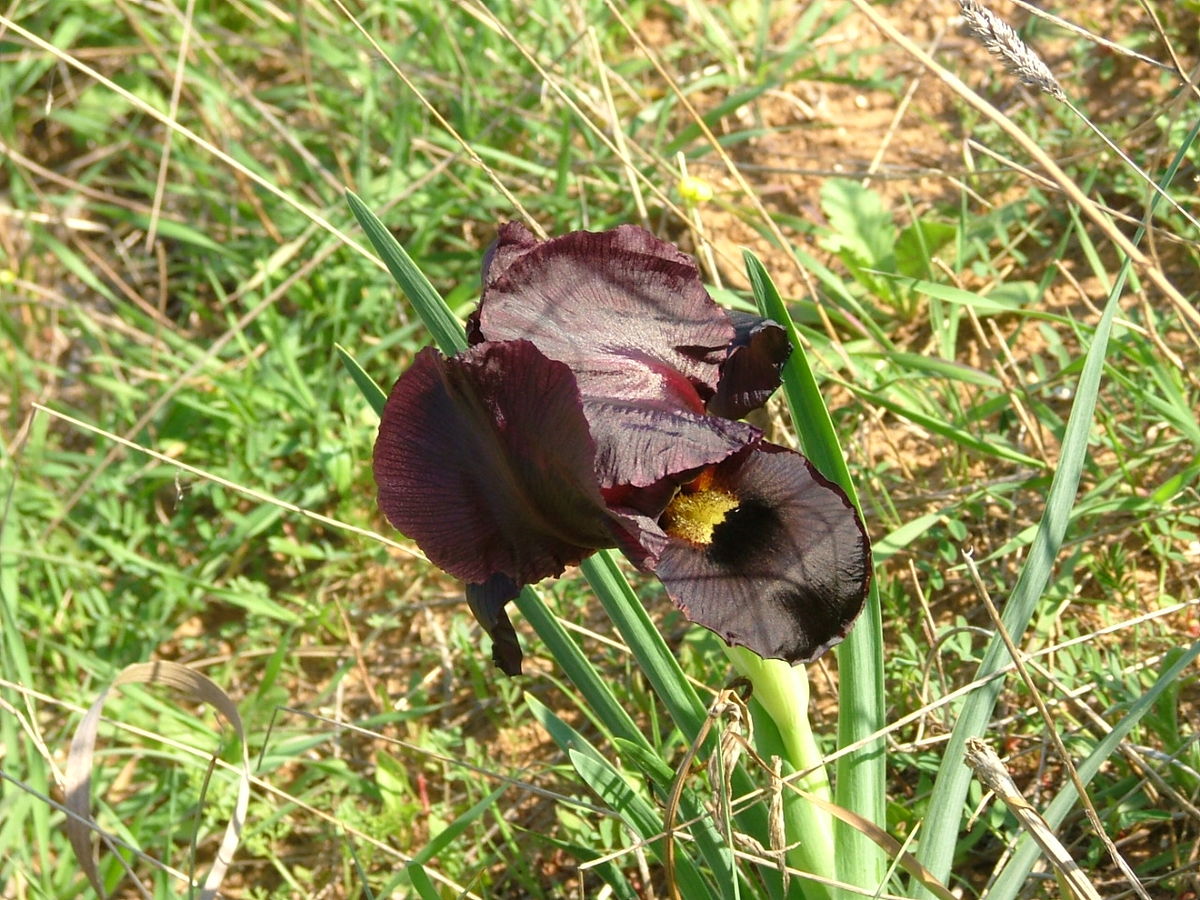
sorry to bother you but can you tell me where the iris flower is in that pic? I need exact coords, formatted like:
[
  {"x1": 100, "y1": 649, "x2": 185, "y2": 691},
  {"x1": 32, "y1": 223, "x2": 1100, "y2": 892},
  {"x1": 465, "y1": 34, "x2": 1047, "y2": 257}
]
[{"x1": 374, "y1": 224, "x2": 870, "y2": 675}]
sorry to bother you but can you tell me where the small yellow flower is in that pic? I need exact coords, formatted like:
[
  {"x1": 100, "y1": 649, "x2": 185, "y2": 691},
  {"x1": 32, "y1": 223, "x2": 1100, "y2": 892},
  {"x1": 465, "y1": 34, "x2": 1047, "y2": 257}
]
[
  {"x1": 0, "y1": 269, "x2": 16, "y2": 286},
  {"x1": 678, "y1": 175, "x2": 714, "y2": 205}
]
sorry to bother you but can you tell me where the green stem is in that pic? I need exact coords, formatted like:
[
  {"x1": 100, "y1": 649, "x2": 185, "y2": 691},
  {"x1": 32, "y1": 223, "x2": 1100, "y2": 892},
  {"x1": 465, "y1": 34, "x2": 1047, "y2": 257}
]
[{"x1": 728, "y1": 647, "x2": 836, "y2": 900}]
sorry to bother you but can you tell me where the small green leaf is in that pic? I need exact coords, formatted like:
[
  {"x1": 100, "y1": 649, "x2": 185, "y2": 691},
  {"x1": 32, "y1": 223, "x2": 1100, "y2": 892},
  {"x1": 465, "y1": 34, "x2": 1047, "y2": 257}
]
[
  {"x1": 374, "y1": 751, "x2": 413, "y2": 818},
  {"x1": 819, "y1": 179, "x2": 895, "y2": 267},
  {"x1": 873, "y1": 512, "x2": 944, "y2": 563},
  {"x1": 894, "y1": 220, "x2": 956, "y2": 279}
]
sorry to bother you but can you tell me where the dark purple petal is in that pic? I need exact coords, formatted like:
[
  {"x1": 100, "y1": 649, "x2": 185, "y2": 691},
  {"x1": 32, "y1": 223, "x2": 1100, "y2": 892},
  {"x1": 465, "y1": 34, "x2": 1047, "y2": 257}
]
[
  {"x1": 599, "y1": 480, "x2": 680, "y2": 569},
  {"x1": 373, "y1": 341, "x2": 617, "y2": 588},
  {"x1": 478, "y1": 224, "x2": 731, "y2": 393},
  {"x1": 480, "y1": 221, "x2": 541, "y2": 288},
  {"x1": 466, "y1": 574, "x2": 524, "y2": 675},
  {"x1": 482, "y1": 221, "x2": 698, "y2": 291},
  {"x1": 465, "y1": 305, "x2": 484, "y2": 346},
  {"x1": 647, "y1": 444, "x2": 870, "y2": 663},
  {"x1": 706, "y1": 312, "x2": 791, "y2": 420},
  {"x1": 586, "y1": 396, "x2": 760, "y2": 489},
  {"x1": 476, "y1": 224, "x2": 758, "y2": 487},
  {"x1": 605, "y1": 509, "x2": 668, "y2": 571}
]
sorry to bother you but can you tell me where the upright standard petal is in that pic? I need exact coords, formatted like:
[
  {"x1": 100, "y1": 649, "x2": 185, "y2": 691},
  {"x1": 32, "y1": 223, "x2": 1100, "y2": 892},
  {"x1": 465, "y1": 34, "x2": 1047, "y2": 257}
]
[
  {"x1": 477, "y1": 224, "x2": 731, "y2": 397},
  {"x1": 373, "y1": 340, "x2": 617, "y2": 589},
  {"x1": 475, "y1": 223, "x2": 758, "y2": 488},
  {"x1": 648, "y1": 444, "x2": 870, "y2": 663}
]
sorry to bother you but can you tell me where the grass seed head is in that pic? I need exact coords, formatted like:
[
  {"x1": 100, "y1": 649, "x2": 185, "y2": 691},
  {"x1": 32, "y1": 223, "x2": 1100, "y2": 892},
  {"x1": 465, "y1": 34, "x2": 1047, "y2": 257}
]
[{"x1": 958, "y1": 0, "x2": 1065, "y2": 100}]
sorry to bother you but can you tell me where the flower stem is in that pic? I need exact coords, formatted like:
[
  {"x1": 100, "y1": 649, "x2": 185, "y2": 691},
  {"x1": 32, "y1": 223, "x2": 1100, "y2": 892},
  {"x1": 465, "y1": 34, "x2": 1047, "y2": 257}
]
[{"x1": 728, "y1": 647, "x2": 837, "y2": 900}]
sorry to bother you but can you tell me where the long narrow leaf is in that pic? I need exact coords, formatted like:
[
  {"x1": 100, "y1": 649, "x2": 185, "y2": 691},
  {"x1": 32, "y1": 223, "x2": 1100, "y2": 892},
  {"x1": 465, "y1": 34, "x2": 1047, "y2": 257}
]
[
  {"x1": 527, "y1": 694, "x2": 718, "y2": 900},
  {"x1": 915, "y1": 286, "x2": 1121, "y2": 889},
  {"x1": 912, "y1": 117, "x2": 1195, "y2": 893},
  {"x1": 335, "y1": 344, "x2": 387, "y2": 413},
  {"x1": 406, "y1": 784, "x2": 509, "y2": 890},
  {"x1": 579, "y1": 555, "x2": 759, "y2": 897},
  {"x1": 579, "y1": 553, "x2": 707, "y2": 741},
  {"x1": 744, "y1": 250, "x2": 886, "y2": 892},
  {"x1": 345, "y1": 189, "x2": 467, "y2": 355},
  {"x1": 790, "y1": 244, "x2": 894, "y2": 348},
  {"x1": 851, "y1": 386, "x2": 1044, "y2": 469},
  {"x1": 512, "y1": 587, "x2": 646, "y2": 743},
  {"x1": 984, "y1": 643, "x2": 1200, "y2": 900}
]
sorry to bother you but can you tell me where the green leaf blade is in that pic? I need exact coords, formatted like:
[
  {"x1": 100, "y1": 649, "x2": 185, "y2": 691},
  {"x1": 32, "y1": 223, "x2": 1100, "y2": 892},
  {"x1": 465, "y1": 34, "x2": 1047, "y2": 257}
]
[{"x1": 744, "y1": 250, "x2": 886, "y2": 893}]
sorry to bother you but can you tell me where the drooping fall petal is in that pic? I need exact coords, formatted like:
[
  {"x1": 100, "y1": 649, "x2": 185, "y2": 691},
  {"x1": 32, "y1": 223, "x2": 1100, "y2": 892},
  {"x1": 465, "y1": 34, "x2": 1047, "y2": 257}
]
[
  {"x1": 373, "y1": 340, "x2": 617, "y2": 589},
  {"x1": 647, "y1": 444, "x2": 870, "y2": 663}
]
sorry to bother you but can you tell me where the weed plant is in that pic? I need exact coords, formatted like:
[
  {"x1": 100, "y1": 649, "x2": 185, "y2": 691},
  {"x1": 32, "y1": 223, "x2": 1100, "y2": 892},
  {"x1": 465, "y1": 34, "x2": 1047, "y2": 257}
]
[{"x1": 1, "y1": 1, "x2": 1198, "y2": 898}]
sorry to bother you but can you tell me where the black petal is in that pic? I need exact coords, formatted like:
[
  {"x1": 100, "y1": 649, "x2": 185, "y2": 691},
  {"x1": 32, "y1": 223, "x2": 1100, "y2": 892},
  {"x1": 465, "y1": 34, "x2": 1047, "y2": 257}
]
[
  {"x1": 649, "y1": 444, "x2": 870, "y2": 663},
  {"x1": 466, "y1": 574, "x2": 525, "y2": 675}
]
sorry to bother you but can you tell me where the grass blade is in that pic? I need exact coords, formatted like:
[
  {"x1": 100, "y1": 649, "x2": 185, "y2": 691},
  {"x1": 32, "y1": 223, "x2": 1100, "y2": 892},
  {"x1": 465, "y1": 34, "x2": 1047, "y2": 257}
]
[
  {"x1": 744, "y1": 250, "x2": 886, "y2": 891},
  {"x1": 579, "y1": 553, "x2": 706, "y2": 741},
  {"x1": 851, "y1": 386, "x2": 1044, "y2": 469},
  {"x1": 912, "y1": 109, "x2": 1194, "y2": 895},
  {"x1": 913, "y1": 258, "x2": 1124, "y2": 891},
  {"x1": 527, "y1": 693, "x2": 719, "y2": 900},
  {"x1": 345, "y1": 189, "x2": 467, "y2": 355},
  {"x1": 983, "y1": 643, "x2": 1200, "y2": 900},
  {"x1": 335, "y1": 343, "x2": 388, "y2": 414},
  {"x1": 65, "y1": 661, "x2": 252, "y2": 900},
  {"x1": 405, "y1": 784, "x2": 509, "y2": 892}
]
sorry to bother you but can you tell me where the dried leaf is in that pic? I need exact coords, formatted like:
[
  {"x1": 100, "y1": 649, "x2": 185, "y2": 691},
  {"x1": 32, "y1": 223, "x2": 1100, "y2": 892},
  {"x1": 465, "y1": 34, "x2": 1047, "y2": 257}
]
[{"x1": 65, "y1": 661, "x2": 251, "y2": 900}]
